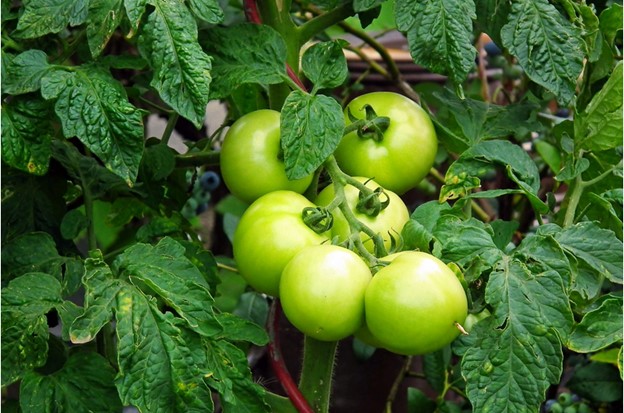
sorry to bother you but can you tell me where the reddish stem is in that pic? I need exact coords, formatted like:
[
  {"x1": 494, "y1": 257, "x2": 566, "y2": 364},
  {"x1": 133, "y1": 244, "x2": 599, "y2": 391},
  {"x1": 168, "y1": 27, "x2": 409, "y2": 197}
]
[
  {"x1": 267, "y1": 300, "x2": 315, "y2": 413},
  {"x1": 243, "y1": 0, "x2": 307, "y2": 92}
]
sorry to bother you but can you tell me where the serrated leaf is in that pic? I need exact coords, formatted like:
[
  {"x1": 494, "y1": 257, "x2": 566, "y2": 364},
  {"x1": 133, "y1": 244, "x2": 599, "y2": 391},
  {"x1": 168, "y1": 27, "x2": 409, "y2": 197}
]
[
  {"x1": 187, "y1": 0, "x2": 223, "y2": 23},
  {"x1": 575, "y1": 61, "x2": 623, "y2": 152},
  {"x1": 232, "y1": 291, "x2": 269, "y2": 327},
  {"x1": 567, "y1": 362, "x2": 623, "y2": 403},
  {"x1": 397, "y1": 0, "x2": 476, "y2": 84},
  {"x1": 1, "y1": 95, "x2": 53, "y2": 175},
  {"x1": 2, "y1": 50, "x2": 53, "y2": 94},
  {"x1": 13, "y1": 0, "x2": 88, "y2": 38},
  {"x1": 138, "y1": 0, "x2": 211, "y2": 127},
  {"x1": 1, "y1": 168, "x2": 67, "y2": 243},
  {"x1": 124, "y1": 0, "x2": 148, "y2": 33},
  {"x1": 514, "y1": 231, "x2": 573, "y2": 289},
  {"x1": 401, "y1": 201, "x2": 456, "y2": 251},
  {"x1": 41, "y1": 67, "x2": 145, "y2": 186},
  {"x1": 1, "y1": 232, "x2": 63, "y2": 282},
  {"x1": 554, "y1": 221, "x2": 623, "y2": 284},
  {"x1": 428, "y1": 88, "x2": 539, "y2": 153},
  {"x1": 567, "y1": 296, "x2": 623, "y2": 353},
  {"x1": 280, "y1": 90, "x2": 344, "y2": 179},
  {"x1": 51, "y1": 140, "x2": 131, "y2": 199},
  {"x1": 1, "y1": 273, "x2": 65, "y2": 385},
  {"x1": 407, "y1": 387, "x2": 436, "y2": 413},
  {"x1": 423, "y1": 347, "x2": 451, "y2": 392},
  {"x1": 302, "y1": 40, "x2": 348, "y2": 91},
  {"x1": 462, "y1": 257, "x2": 573, "y2": 412},
  {"x1": 115, "y1": 290, "x2": 215, "y2": 412},
  {"x1": 113, "y1": 237, "x2": 222, "y2": 337},
  {"x1": 86, "y1": 0, "x2": 124, "y2": 58},
  {"x1": 60, "y1": 208, "x2": 89, "y2": 240},
  {"x1": 20, "y1": 352, "x2": 122, "y2": 412},
  {"x1": 215, "y1": 313, "x2": 268, "y2": 346},
  {"x1": 441, "y1": 140, "x2": 541, "y2": 202},
  {"x1": 501, "y1": 0, "x2": 584, "y2": 105},
  {"x1": 199, "y1": 24, "x2": 287, "y2": 100},
  {"x1": 473, "y1": 0, "x2": 510, "y2": 48},
  {"x1": 433, "y1": 215, "x2": 502, "y2": 267},
  {"x1": 354, "y1": 0, "x2": 383, "y2": 12},
  {"x1": 600, "y1": 4, "x2": 623, "y2": 50}
]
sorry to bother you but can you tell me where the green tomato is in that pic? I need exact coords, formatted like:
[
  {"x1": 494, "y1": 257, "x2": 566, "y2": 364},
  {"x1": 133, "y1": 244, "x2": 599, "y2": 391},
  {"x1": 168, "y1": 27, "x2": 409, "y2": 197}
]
[
  {"x1": 233, "y1": 191, "x2": 329, "y2": 296},
  {"x1": 365, "y1": 251, "x2": 468, "y2": 355},
  {"x1": 315, "y1": 177, "x2": 409, "y2": 253},
  {"x1": 220, "y1": 110, "x2": 313, "y2": 204},
  {"x1": 335, "y1": 92, "x2": 438, "y2": 195},
  {"x1": 280, "y1": 245, "x2": 372, "y2": 341}
]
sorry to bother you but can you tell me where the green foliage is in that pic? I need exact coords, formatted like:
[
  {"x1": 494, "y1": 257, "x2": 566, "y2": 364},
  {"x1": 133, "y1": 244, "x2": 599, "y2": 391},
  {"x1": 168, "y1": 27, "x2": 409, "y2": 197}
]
[{"x1": 2, "y1": 0, "x2": 622, "y2": 411}]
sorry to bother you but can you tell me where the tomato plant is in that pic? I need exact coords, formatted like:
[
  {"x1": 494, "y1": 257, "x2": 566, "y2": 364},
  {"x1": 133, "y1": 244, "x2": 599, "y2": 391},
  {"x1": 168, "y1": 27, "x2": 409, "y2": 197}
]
[
  {"x1": 220, "y1": 109, "x2": 313, "y2": 204},
  {"x1": 279, "y1": 244, "x2": 372, "y2": 341},
  {"x1": 2, "y1": 0, "x2": 622, "y2": 411},
  {"x1": 334, "y1": 92, "x2": 438, "y2": 195},
  {"x1": 233, "y1": 190, "x2": 329, "y2": 297},
  {"x1": 364, "y1": 251, "x2": 468, "y2": 355}
]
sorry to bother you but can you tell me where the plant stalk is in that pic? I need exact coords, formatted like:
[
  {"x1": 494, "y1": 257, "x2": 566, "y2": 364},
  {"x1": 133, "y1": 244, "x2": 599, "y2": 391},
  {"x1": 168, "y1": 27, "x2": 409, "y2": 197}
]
[{"x1": 298, "y1": 336, "x2": 338, "y2": 413}]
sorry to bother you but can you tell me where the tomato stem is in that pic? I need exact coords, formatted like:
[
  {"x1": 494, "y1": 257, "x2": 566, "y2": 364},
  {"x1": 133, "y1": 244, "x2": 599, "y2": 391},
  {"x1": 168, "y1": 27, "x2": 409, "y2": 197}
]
[
  {"x1": 384, "y1": 356, "x2": 413, "y2": 412},
  {"x1": 455, "y1": 322, "x2": 469, "y2": 336},
  {"x1": 267, "y1": 300, "x2": 315, "y2": 413},
  {"x1": 298, "y1": 336, "x2": 338, "y2": 413}
]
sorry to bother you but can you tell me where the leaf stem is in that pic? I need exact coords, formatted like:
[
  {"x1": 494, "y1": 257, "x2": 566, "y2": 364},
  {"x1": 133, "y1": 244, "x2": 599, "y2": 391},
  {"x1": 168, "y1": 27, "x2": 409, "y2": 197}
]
[
  {"x1": 174, "y1": 150, "x2": 220, "y2": 168},
  {"x1": 384, "y1": 356, "x2": 413, "y2": 412},
  {"x1": 161, "y1": 112, "x2": 179, "y2": 146},
  {"x1": 297, "y1": 1, "x2": 355, "y2": 44},
  {"x1": 562, "y1": 159, "x2": 622, "y2": 227},
  {"x1": 429, "y1": 167, "x2": 492, "y2": 222},
  {"x1": 267, "y1": 300, "x2": 315, "y2": 413}
]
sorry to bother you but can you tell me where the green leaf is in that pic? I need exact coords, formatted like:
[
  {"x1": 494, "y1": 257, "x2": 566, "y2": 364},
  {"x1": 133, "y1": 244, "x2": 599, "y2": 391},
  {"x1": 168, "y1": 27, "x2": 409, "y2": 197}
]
[
  {"x1": 60, "y1": 208, "x2": 89, "y2": 240},
  {"x1": 215, "y1": 313, "x2": 268, "y2": 346},
  {"x1": 534, "y1": 139, "x2": 562, "y2": 174},
  {"x1": 232, "y1": 291, "x2": 269, "y2": 327},
  {"x1": 473, "y1": 0, "x2": 510, "y2": 48},
  {"x1": 397, "y1": 0, "x2": 476, "y2": 84},
  {"x1": 199, "y1": 24, "x2": 287, "y2": 100},
  {"x1": 302, "y1": 40, "x2": 348, "y2": 91},
  {"x1": 567, "y1": 362, "x2": 623, "y2": 403},
  {"x1": 138, "y1": 0, "x2": 212, "y2": 128},
  {"x1": 1, "y1": 232, "x2": 63, "y2": 283},
  {"x1": 427, "y1": 88, "x2": 539, "y2": 153},
  {"x1": 41, "y1": 66, "x2": 145, "y2": 186},
  {"x1": 600, "y1": 4, "x2": 623, "y2": 51},
  {"x1": 187, "y1": 0, "x2": 223, "y2": 23},
  {"x1": 115, "y1": 290, "x2": 216, "y2": 412},
  {"x1": 353, "y1": 0, "x2": 383, "y2": 12},
  {"x1": 423, "y1": 347, "x2": 451, "y2": 393},
  {"x1": 433, "y1": 215, "x2": 502, "y2": 267},
  {"x1": 20, "y1": 352, "x2": 122, "y2": 412},
  {"x1": 401, "y1": 201, "x2": 456, "y2": 252},
  {"x1": 500, "y1": 0, "x2": 584, "y2": 105},
  {"x1": 575, "y1": 61, "x2": 623, "y2": 152},
  {"x1": 86, "y1": 0, "x2": 124, "y2": 58},
  {"x1": 583, "y1": 191, "x2": 623, "y2": 239},
  {"x1": 1, "y1": 168, "x2": 67, "y2": 243},
  {"x1": 514, "y1": 231, "x2": 573, "y2": 289},
  {"x1": 2, "y1": 50, "x2": 53, "y2": 94},
  {"x1": 51, "y1": 140, "x2": 131, "y2": 198},
  {"x1": 590, "y1": 347, "x2": 620, "y2": 366},
  {"x1": 13, "y1": 0, "x2": 88, "y2": 38},
  {"x1": 490, "y1": 219, "x2": 519, "y2": 251},
  {"x1": 441, "y1": 140, "x2": 541, "y2": 202},
  {"x1": 554, "y1": 221, "x2": 623, "y2": 284},
  {"x1": 567, "y1": 296, "x2": 623, "y2": 353},
  {"x1": 113, "y1": 237, "x2": 222, "y2": 337},
  {"x1": 462, "y1": 257, "x2": 573, "y2": 412},
  {"x1": 1, "y1": 95, "x2": 53, "y2": 175},
  {"x1": 280, "y1": 90, "x2": 344, "y2": 180},
  {"x1": 1, "y1": 273, "x2": 65, "y2": 385},
  {"x1": 407, "y1": 387, "x2": 436, "y2": 413}
]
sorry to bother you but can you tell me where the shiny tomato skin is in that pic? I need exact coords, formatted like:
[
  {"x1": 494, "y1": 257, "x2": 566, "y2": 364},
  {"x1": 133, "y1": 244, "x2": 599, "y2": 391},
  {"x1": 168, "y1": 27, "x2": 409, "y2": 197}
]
[
  {"x1": 220, "y1": 110, "x2": 313, "y2": 204},
  {"x1": 280, "y1": 245, "x2": 372, "y2": 341},
  {"x1": 315, "y1": 177, "x2": 409, "y2": 253},
  {"x1": 335, "y1": 92, "x2": 437, "y2": 195},
  {"x1": 364, "y1": 251, "x2": 468, "y2": 355},
  {"x1": 233, "y1": 191, "x2": 329, "y2": 297}
]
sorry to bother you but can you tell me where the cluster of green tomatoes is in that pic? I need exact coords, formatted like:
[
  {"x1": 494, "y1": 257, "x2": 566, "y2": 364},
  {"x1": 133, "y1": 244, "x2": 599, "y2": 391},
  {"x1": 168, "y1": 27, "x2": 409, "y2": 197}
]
[{"x1": 220, "y1": 92, "x2": 468, "y2": 355}]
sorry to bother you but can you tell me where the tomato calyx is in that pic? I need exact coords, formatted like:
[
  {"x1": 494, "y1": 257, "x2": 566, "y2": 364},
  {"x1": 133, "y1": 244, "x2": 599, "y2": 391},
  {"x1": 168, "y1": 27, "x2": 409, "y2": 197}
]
[
  {"x1": 346, "y1": 104, "x2": 390, "y2": 143},
  {"x1": 356, "y1": 185, "x2": 390, "y2": 217},
  {"x1": 302, "y1": 206, "x2": 334, "y2": 234}
]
